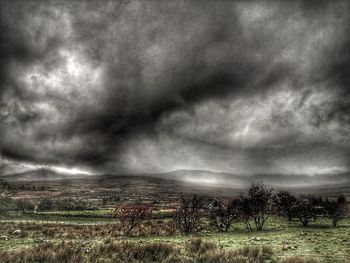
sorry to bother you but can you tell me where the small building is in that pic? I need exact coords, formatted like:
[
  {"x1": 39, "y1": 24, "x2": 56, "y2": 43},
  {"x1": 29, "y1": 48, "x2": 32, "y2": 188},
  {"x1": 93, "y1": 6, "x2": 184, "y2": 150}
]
[{"x1": 201, "y1": 197, "x2": 225, "y2": 210}]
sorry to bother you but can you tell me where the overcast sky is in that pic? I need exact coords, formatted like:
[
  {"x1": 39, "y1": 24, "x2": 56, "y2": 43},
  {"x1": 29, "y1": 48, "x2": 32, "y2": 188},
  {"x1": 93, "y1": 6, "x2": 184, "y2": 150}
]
[{"x1": 1, "y1": 0, "x2": 349, "y2": 182}]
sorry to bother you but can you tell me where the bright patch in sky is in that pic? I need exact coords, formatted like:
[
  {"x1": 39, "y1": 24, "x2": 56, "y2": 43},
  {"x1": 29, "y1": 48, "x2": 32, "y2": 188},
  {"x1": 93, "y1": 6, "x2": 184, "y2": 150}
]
[{"x1": 50, "y1": 166, "x2": 94, "y2": 175}]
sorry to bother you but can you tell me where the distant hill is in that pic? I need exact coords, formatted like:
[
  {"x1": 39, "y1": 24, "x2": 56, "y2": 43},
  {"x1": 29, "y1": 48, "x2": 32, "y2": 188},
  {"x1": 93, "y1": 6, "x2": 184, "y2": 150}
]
[
  {"x1": 93, "y1": 169, "x2": 350, "y2": 189},
  {"x1": 2, "y1": 168, "x2": 349, "y2": 189},
  {"x1": 1, "y1": 168, "x2": 87, "y2": 181},
  {"x1": 131, "y1": 169, "x2": 350, "y2": 188}
]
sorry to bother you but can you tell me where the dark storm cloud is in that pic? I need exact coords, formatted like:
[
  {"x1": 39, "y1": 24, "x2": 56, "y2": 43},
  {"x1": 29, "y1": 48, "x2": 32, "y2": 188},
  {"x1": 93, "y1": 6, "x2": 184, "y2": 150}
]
[{"x1": 1, "y1": 0, "x2": 349, "y2": 179}]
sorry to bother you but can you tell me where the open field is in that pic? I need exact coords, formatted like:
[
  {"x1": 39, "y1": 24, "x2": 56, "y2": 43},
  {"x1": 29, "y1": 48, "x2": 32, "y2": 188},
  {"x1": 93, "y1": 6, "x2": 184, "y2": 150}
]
[
  {"x1": 0, "y1": 178, "x2": 349, "y2": 262},
  {"x1": 10, "y1": 176, "x2": 350, "y2": 204},
  {"x1": 0, "y1": 216, "x2": 349, "y2": 262}
]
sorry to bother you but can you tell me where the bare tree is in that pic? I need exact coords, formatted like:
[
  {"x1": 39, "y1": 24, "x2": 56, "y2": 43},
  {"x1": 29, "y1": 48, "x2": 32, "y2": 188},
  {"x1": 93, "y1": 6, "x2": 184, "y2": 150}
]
[
  {"x1": 173, "y1": 194, "x2": 202, "y2": 235},
  {"x1": 292, "y1": 200, "x2": 320, "y2": 227},
  {"x1": 231, "y1": 196, "x2": 253, "y2": 231},
  {"x1": 272, "y1": 191, "x2": 296, "y2": 221},
  {"x1": 0, "y1": 179, "x2": 16, "y2": 198},
  {"x1": 208, "y1": 201, "x2": 237, "y2": 232},
  {"x1": 0, "y1": 179, "x2": 16, "y2": 216},
  {"x1": 114, "y1": 205, "x2": 152, "y2": 236},
  {"x1": 324, "y1": 195, "x2": 348, "y2": 227},
  {"x1": 247, "y1": 183, "x2": 272, "y2": 231}
]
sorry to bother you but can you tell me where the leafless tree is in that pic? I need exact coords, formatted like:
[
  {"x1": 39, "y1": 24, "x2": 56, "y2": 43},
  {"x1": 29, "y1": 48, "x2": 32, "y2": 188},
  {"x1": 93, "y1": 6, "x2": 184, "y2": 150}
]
[
  {"x1": 231, "y1": 196, "x2": 253, "y2": 231},
  {"x1": 292, "y1": 200, "x2": 320, "y2": 227},
  {"x1": 114, "y1": 205, "x2": 152, "y2": 236},
  {"x1": 0, "y1": 179, "x2": 16, "y2": 216},
  {"x1": 247, "y1": 183, "x2": 272, "y2": 231},
  {"x1": 272, "y1": 191, "x2": 296, "y2": 221},
  {"x1": 208, "y1": 201, "x2": 237, "y2": 232},
  {"x1": 324, "y1": 195, "x2": 348, "y2": 227},
  {"x1": 0, "y1": 179, "x2": 16, "y2": 198},
  {"x1": 173, "y1": 194, "x2": 202, "y2": 235}
]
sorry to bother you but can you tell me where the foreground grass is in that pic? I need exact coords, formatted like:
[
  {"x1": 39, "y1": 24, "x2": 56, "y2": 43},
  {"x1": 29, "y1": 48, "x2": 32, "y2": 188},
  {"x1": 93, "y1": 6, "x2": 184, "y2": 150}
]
[
  {"x1": 0, "y1": 238, "x2": 277, "y2": 263},
  {"x1": 0, "y1": 216, "x2": 349, "y2": 262}
]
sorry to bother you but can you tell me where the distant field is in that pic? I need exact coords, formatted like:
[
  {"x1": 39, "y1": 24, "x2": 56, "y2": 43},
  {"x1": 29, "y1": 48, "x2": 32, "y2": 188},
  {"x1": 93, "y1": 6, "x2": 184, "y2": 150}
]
[{"x1": 11, "y1": 177, "x2": 350, "y2": 201}]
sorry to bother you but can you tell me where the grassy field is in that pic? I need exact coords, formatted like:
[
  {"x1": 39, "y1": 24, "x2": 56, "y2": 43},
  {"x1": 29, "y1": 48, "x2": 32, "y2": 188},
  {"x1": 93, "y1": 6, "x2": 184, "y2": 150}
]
[
  {"x1": 0, "y1": 214, "x2": 349, "y2": 262},
  {"x1": 1, "y1": 179, "x2": 348, "y2": 262}
]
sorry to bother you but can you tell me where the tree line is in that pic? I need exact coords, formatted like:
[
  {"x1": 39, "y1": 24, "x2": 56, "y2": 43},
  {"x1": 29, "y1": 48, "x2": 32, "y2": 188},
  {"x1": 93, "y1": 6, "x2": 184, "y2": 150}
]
[
  {"x1": 115, "y1": 183, "x2": 348, "y2": 236},
  {"x1": 0, "y1": 179, "x2": 347, "y2": 236}
]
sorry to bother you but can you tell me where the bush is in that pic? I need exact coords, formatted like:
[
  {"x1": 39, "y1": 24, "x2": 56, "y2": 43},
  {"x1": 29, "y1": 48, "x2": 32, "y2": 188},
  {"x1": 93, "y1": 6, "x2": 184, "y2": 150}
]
[
  {"x1": 324, "y1": 195, "x2": 348, "y2": 227},
  {"x1": 291, "y1": 200, "x2": 321, "y2": 227},
  {"x1": 114, "y1": 205, "x2": 153, "y2": 236},
  {"x1": 231, "y1": 196, "x2": 253, "y2": 231},
  {"x1": 208, "y1": 202, "x2": 237, "y2": 232},
  {"x1": 37, "y1": 198, "x2": 54, "y2": 211},
  {"x1": 272, "y1": 191, "x2": 296, "y2": 221},
  {"x1": 15, "y1": 199, "x2": 35, "y2": 213},
  {"x1": 173, "y1": 194, "x2": 202, "y2": 235},
  {"x1": 0, "y1": 197, "x2": 15, "y2": 215}
]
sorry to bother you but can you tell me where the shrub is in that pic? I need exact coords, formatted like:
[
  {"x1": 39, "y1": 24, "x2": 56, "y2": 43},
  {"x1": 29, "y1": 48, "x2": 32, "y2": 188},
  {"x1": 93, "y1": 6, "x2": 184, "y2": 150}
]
[
  {"x1": 15, "y1": 199, "x2": 35, "y2": 213},
  {"x1": 0, "y1": 179, "x2": 16, "y2": 198},
  {"x1": 37, "y1": 198, "x2": 54, "y2": 211},
  {"x1": 114, "y1": 205, "x2": 152, "y2": 236},
  {"x1": 292, "y1": 200, "x2": 320, "y2": 227},
  {"x1": 272, "y1": 191, "x2": 296, "y2": 221},
  {"x1": 0, "y1": 197, "x2": 16, "y2": 215},
  {"x1": 0, "y1": 179, "x2": 16, "y2": 216},
  {"x1": 324, "y1": 195, "x2": 348, "y2": 227},
  {"x1": 208, "y1": 202, "x2": 237, "y2": 232},
  {"x1": 231, "y1": 196, "x2": 253, "y2": 231},
  {"x1": 173, "y1": 194, "x2": 202, "y2": 235}
]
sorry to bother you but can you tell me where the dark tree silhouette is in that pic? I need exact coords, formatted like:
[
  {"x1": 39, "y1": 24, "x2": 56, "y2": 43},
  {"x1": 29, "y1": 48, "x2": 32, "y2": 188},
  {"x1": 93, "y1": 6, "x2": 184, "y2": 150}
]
[
  {"x1": 37, "y1": 198, "x2": 54, "y2": 211},
  {"x1": 0, "y1": 179, "x2": 16, "y2": 198},
  {"x1": 272, "y1": 191, "x2": 296, "y2": 221},
  {"x1": 173, "y1": 194, "x2": 202, "y2": 235},
  {"x1": 247, "y1": 183, "x2": 272, "y2": 231},
  {"x1": 15, "y1": 199, "x2": 34, "y2": 214},
  {"x1": 324, "y1": 195, "x2": 348, "y2": 227},
  {"x1": 208, "y1": 201, "x2": 237, "y2": 232},
  {"x1": 231, "y1": 196, "x2": 253, "y2": 231},
  {"x1": 292, "y1": 200, "x2": 321, "y2": 227},
  {"x1": 0, "y1": 179, "x2": 16, "y2": 216},
  {"x1": 115, "y1": 205, "x2": 152, "y2": 236}
]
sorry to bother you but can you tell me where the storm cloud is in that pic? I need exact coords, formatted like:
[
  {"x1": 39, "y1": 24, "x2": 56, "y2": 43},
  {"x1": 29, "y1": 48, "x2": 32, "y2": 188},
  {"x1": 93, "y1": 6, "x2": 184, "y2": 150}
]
[{"x1": 1, "y1": 0, "x2": 349, "y2": 184}]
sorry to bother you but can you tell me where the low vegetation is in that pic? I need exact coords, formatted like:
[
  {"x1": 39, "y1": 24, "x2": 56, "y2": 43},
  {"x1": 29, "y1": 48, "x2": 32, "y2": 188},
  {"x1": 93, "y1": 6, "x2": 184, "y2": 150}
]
[
  {"x1": 0, "y1": 238, "x2": 275, "y2": 263},
  {"x1": 0, "y1": 179, "x2": 348, "y2": 262}
]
